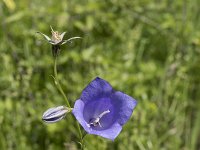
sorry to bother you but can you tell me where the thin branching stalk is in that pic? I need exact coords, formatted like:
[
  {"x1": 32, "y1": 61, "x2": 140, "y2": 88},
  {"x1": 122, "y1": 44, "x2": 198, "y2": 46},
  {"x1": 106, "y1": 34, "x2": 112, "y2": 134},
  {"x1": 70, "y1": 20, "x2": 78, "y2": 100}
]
[{"x1": 53, "y1": 55, "x2": 85, "y2": 150}]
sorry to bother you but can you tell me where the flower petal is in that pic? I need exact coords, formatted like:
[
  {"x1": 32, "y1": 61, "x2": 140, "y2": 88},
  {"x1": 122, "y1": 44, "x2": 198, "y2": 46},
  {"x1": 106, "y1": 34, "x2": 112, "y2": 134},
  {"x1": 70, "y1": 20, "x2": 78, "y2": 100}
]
[
  {"x1": 42, "y1": 106, "x2": 64, "y2": 118},
  {"x1": 61, "y1": 37, "x2": 81, "y2": 45},
  {"x1": 72, "y1": 99, "x2": 91, "y2": 131},
  {"x1": 111, "y1": 91, "x2": 137, "y2": 125},
  {"x1": 60, "y1": 32, "x2": 66, "y2": 40},
  {"x1": 36, "y1": 31, "x2": 51, "y2": 41},
  {"x1": 72, "y1": 99, "x2": 122, "y2": 140},
  {"x1": 43, "y1": 115, "x2": 65, "y2": 123},
  {"x1": 88, "y1": 122, "x2": 122, "y2": 141},
  {"x1": 81, "y1": 77, "x2": 113, "y2": 103}
]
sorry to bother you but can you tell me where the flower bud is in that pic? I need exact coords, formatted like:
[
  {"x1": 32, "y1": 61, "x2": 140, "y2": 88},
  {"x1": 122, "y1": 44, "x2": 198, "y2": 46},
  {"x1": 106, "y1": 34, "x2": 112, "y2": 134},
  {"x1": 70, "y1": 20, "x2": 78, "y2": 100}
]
[{"x1": 42, "y1": 106, "x2": 71, "y2": 123}]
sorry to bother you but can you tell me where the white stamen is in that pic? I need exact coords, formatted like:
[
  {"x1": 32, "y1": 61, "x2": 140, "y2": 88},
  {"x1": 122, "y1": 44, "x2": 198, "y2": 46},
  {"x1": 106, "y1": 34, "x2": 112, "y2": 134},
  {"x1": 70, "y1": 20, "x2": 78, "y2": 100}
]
[
  {"x1": 88, "y1": 110, "x2": 110, "y2": 128},
  {"x1": 98, "y1": 110, "x2": 110, "y2": 118}
]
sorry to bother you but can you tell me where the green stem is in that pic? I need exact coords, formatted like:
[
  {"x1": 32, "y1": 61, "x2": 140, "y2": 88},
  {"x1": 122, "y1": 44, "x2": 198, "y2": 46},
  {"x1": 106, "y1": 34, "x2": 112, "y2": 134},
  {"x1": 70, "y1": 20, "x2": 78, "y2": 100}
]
[
  {"x1": 76, "y1": 121, "x2": 84, "y2": 150},
  {"x1": 53, "y1": 56, "x2": 71, "y2": 107},
  {"x1": 53, "y1": 55, "x2": 85, "y2": 150}
]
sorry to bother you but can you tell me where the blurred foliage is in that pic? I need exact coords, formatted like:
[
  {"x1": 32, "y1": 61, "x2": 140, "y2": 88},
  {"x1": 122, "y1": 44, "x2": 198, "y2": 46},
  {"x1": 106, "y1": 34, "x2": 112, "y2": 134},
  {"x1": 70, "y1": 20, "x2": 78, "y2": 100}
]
[{"x1": 0, "y1": 0, "x2": 200, "y2": 149}]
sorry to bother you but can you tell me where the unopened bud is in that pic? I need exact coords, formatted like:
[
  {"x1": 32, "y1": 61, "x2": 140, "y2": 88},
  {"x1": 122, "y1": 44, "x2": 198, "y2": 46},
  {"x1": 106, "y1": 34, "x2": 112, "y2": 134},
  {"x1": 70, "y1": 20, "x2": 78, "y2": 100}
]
[{"x1": 42, "y1": 106, "x2": 71, "y2": 123}]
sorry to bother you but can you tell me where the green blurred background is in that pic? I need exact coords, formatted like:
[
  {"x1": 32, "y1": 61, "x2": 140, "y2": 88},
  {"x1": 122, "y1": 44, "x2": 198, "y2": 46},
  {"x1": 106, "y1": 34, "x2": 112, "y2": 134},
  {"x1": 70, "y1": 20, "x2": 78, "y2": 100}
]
[{"x1": 0, "y1": 0, "x2": 200, "y2": 149}]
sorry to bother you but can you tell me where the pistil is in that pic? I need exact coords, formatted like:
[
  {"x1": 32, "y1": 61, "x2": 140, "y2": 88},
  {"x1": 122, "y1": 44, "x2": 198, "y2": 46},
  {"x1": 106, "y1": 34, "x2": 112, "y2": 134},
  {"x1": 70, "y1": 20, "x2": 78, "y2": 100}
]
[{"x1": 87, "y1": 110, "x2": 110, "y2": 128}]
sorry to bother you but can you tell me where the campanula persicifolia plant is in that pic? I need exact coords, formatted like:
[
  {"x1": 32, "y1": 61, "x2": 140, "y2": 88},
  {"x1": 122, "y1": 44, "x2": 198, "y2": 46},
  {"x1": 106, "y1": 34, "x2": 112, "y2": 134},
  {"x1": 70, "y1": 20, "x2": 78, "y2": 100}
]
[{"x1": 37, "y1": 26, "x2": 137, "y2": 149}]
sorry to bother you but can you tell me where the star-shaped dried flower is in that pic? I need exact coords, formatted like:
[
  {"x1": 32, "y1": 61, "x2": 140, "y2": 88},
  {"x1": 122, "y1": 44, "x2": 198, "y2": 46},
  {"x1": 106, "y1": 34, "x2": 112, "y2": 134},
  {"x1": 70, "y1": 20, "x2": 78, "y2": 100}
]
[
  {"x1": 37, "y1": 26, "x2": 81, "y2": 56},
  {"x1": 72, "y1": 77, "x2": 137, "y2": 140}
]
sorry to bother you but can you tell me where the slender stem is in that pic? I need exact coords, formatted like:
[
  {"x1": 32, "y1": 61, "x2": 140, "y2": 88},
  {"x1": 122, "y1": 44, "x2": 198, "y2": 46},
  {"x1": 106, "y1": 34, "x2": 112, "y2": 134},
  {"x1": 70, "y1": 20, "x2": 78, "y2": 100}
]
[
  {"x1": 53, "y1": 55, "x2": 85, "y2": 149},
  {"x1": 76, "y1": 121, "x2": 84, "y2": 150},
  {"x1": 76, "y1": 121, "x2": 83, "y2": 139},
  {"x1": 53, "y1": 56, "x2": 71, "y2": 107}
]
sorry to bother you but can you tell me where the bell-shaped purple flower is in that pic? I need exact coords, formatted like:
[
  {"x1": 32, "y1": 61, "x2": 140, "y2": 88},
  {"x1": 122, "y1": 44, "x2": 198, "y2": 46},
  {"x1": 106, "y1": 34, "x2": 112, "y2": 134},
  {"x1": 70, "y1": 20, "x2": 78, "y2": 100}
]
[{"x1": 72, "y1": 77, "x2": 137, "y2": 140}]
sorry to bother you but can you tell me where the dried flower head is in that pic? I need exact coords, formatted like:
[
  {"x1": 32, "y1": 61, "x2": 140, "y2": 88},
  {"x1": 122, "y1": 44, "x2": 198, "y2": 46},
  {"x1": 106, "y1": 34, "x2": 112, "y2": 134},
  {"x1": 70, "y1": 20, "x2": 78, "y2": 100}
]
[
  {"x1": 37, "y1": 26, "x2": 81, "y2": 56},
  {"x1": 72, "y1": 77, "x2": 137, "y2": 140}
]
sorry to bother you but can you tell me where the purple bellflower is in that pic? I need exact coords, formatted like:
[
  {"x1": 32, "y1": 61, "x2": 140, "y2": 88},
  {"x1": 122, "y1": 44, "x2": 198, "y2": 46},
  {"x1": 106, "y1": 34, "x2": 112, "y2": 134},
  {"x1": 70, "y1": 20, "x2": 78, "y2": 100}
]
[{"x1": 72, "y1": 77, "x2": 137, "y2": 140}]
